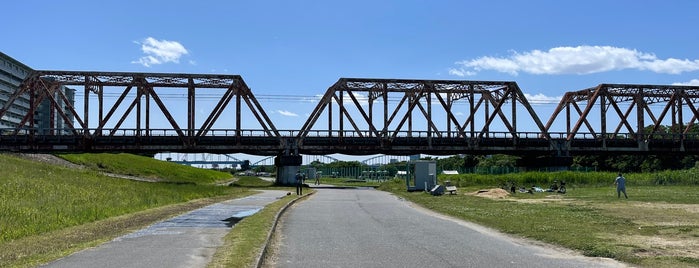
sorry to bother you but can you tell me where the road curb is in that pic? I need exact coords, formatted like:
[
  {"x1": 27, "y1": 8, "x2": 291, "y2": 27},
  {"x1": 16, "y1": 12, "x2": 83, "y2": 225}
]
[{"x1": 255, "y1": 191, "x2": 315, "y2": 268}]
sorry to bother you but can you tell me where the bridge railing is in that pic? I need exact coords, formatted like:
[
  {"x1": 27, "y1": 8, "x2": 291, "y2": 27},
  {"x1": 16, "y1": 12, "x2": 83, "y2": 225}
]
[
  {"x1": 2, "y1": 128, "x2": 698, "y2": 141},
  {"x1": 0, "y1": 128, "x2": 282, "y2": 137},
  {"x1": 296, "y1": 130, "x2": 528, "y2": 138}
]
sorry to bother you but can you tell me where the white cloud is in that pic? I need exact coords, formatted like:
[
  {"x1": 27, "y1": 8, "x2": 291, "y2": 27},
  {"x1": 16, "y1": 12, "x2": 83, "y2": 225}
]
[
  {"x1": 277, "y1": 110, "x2": 299, "y2": 117},
  {"x1": 524, "y1": 93, "x2": 561, "y2": 105},
  {"x1": 448, "y1": 68, "x2": 476, "y2": 77},
  {"x1": 450, "y1": 46, "x2": 699, "y2": 76},
  {"x1": 672, "y1": 79, "x2": 699, "y2": 86},
  {"x1": 132, "y1": 37, "x2": 189, "y2": 67}
]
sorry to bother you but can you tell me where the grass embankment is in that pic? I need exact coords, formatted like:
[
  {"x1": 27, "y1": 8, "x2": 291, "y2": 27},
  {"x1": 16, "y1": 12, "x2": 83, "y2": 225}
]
[
  {"x1": 59, "y1": 153, "x2": 232, "y2": 184},
  {"x1": 0, "y1": 153, "x2": 251, "y2": 267},
  {"x1": 380, "y1": 171, "x2": 699, "y2": 267}
]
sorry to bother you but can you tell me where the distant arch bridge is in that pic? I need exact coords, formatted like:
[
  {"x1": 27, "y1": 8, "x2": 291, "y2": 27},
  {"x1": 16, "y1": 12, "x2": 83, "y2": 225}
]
[{"x1": 156, "y1": 153, "x2": 416, "y2": 168}]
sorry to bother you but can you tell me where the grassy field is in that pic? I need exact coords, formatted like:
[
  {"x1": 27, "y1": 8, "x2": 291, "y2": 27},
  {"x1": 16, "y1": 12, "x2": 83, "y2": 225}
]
[
  {"x1": 379, "y1": 178, "x2": 699, "y2": 267},
  {"x1": 58, "y1": 153, "x2": 233, "y2": 184},
  {"x1": 0, "y1": 153, "x2": 252, "y2": 267}
]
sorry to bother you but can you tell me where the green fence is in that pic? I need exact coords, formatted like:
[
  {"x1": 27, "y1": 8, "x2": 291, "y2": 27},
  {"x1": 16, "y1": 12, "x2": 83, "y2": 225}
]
[{"x1": 310, "y1": 167, "x2": 395, "y2": 181}]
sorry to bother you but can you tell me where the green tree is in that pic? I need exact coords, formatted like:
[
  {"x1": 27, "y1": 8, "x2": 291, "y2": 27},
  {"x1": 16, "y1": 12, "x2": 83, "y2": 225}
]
[
  {"x1": 382, "y1": 165, "x2": 399, "y2": 177},
  {"x1": 463, "y1": 155, "x2": 481, "y2": 167},
  {"x1": 253, "y1": 165, "x2": 273, "y2": 173},
  {"x1": 436, "y1": 155, "x2": 466, "y2": 171},
  {"x1": 383, "y1": 161, "x2": 409, "y2": 177},
  {"x1": 309, "y1": 160, "x2": 325, "y2": 169},
  {"x1": 477, "y1": 155, "x2": 518, "y2": 168},
  {"x1": 573, "y1": 123, "x2": 699, "y2": 172}
]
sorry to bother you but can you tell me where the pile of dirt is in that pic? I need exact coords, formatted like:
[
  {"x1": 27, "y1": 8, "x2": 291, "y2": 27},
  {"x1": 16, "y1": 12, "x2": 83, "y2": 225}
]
[{"x1": 469, "y1": 188, "x2": 510, "y2": 199}]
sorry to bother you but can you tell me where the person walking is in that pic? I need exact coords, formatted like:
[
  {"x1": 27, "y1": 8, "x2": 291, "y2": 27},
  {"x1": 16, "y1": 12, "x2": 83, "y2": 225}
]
[
  {"x1": 614, "y1": 173, "x2": 628, "y2": 199},
  {"x1": 295, "y1": 171, "x2": 303, "y2": 195}
]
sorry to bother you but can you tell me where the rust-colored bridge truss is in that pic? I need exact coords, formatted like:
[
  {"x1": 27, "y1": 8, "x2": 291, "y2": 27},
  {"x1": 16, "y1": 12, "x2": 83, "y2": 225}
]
[
  {"x1": 545, "y1": 84, "x2": 699, "y2": 154},
  {"x1": 0, "y1": 71, "x2": 281, "y2": 154},
  {"x1": 297, "y1": 78, "x2": 549, "y2": 155},
  {"x1": 0, "y1": 71, "x2": 698, "y2": 156}
]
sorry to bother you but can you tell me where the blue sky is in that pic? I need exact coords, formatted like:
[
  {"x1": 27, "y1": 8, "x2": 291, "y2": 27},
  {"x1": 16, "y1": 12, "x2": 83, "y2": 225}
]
[{"x1": 3, "y1": 0, "x2": 699, "y2": 138}]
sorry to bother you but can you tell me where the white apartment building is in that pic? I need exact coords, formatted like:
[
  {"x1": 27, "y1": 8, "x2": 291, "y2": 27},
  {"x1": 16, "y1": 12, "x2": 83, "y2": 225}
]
[{"x1": 0, "y1": 51, "x2": 74, "y2": 134}]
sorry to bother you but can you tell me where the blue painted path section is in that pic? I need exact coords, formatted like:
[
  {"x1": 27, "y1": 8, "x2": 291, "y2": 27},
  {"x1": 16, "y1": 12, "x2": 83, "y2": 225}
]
[{"x1": 43, "y1": 190, "x2": 288, "y2": 268}]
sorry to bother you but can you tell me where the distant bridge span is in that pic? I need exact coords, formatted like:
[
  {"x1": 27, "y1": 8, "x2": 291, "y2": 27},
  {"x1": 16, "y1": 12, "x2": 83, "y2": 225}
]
[{"x1": 0, "y1": 70, "x2": 698, "y2": 156}]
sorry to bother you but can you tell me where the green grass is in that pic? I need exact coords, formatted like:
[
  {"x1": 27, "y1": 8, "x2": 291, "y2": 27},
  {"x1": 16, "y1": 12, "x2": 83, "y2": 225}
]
[
  {"x1": 0, "y1": 153, "x2": 251, "y2": 267},
  {"x1": 441, "y1": 168, "x2": 699, "y2": 188},
  {"x1": 58, "y1": 153, "x2": 233, "y2": 184},
  {"x1": 379, "y1": 178, "x2": 699, "y2": 267},
  {"x1": 229, "y1": 176, "x2": 276, "y2": 187}
]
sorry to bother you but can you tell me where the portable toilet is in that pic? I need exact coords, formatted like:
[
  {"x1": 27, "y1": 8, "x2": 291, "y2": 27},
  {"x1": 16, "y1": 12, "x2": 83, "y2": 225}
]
[{"x1": 406, "y1": 160, "x2": 437, "y2": 191}]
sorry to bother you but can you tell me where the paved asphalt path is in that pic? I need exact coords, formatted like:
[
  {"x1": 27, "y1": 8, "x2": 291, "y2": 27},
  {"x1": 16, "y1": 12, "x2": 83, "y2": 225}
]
[
  {"x1": 43, "y1": 190, "x2": 288, "y2": 268},
  {"x1": 272, "y1": 188, "x2": 626, "y2": 268}
]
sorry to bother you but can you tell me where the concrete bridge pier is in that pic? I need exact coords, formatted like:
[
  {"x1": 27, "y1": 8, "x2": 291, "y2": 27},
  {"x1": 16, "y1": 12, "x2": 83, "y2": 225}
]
[{"x1": 275, "y1": 154, "x2": 302, "y2": 185}]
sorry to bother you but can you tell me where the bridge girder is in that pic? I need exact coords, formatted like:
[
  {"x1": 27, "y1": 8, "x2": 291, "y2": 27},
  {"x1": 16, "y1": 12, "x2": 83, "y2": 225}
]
[
  {"x1": 545, "y1": 84, "x2": 699, "y2": 142},
  {"x1": 297, "y1": 78, "x2": 549, "y2": 144},
  {"x1": 0, "y1": 70, "x2": 280, "y2": 150}
]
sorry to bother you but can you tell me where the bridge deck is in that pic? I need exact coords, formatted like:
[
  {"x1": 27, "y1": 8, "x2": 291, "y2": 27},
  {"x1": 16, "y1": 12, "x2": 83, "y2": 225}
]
[{"x1": 2, "y1": 132, "x2": 697, "y2": 155}]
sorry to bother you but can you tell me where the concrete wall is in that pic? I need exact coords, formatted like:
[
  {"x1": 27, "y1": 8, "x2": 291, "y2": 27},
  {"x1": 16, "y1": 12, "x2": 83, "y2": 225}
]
[{"x1": 276, "y1": 165, "x2": 301, "y2": 185}]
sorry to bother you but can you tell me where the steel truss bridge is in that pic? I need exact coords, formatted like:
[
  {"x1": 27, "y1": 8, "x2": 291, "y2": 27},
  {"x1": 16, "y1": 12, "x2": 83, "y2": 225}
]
[{"x1": 1, "y1": 70, "x2": 699, "y2": 157}]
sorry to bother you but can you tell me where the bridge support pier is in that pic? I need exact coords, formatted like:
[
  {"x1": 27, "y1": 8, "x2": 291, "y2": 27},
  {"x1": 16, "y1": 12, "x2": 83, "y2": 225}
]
[{"x1": 274, "y1": 155, "x2": 302, "y2": 186}]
